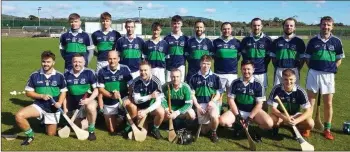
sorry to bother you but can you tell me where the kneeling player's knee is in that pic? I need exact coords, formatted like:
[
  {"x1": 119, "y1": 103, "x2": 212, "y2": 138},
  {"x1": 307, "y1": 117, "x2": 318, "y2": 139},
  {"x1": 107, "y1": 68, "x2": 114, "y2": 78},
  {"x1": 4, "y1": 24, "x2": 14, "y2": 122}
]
[
  {"x1": 15, "y1": 112, "x2": 25, "y2": 121},
  {"x1": 86, "y1": 103, "x2": 97, "y2": 112}
]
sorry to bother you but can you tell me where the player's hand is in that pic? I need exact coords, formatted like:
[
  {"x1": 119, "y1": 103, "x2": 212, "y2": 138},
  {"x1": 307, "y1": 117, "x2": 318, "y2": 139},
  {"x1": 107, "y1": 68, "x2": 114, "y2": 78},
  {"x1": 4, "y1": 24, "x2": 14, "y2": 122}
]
[
  {"x1": 79, "y1": 98, "x2": 90, "y2": 105},
  {"x1": 112, "y1": 91, "x2": 121, "y2": 99},
  {"x1": 53, "y1": 102, "x2": 62, "y2": 109},
  {"x1": 170, "y1": 111, "x2": 180, "y2": 120},
  {"x1": 63, "y1": 107, "x2": 68, "y2": 114},
  {"x1": 197, "y1": 106, "x2": 206, "y2": 115},
  {"x1": 41, "y1": 94, "x2": 52, "y2": 101},
  {"x1": 287, "y1": 117, "x2": 297, "y2": 126},
  {"x1": 150, "y1": 91, "x2": 159, "y2": 99}
]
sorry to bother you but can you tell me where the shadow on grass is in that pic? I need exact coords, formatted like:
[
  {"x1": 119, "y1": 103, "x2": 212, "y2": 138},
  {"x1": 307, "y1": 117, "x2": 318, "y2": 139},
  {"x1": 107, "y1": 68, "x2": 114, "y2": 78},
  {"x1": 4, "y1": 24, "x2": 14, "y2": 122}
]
[
  {"x1": 9, "y1": 98, "x2": 32, "y2": 107},
  {"x1": 1, "y1": 112, "x2": 46, "y2": 136}
]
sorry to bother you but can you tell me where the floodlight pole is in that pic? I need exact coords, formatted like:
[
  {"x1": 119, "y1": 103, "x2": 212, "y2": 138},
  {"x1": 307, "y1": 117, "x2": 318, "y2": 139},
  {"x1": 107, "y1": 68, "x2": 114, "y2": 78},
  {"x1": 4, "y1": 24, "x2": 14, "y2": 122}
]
[
  {"x1": 138, "y1": 7, "x2": 142, "y2": 23},
  {"x1": 38, "y1": 7, "x2": 42, "y2": 26}
]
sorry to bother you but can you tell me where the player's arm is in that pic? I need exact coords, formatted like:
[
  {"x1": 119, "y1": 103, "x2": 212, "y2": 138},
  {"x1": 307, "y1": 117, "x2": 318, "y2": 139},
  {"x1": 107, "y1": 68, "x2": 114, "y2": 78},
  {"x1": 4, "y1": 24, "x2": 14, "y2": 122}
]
[
  {"x1": 293, "y1": 89, "x2": 312, "y2": 124},
  {"x1": 336, "y1": 40, "x2": 345, "y2": 68},
  {"x1": 297, "y1": 39, "x2": 306, "y2": 70},
  {"x1": 264, "y1": 37, "x2": 272, "y2": 68},
  {"x1": 268, "y1": 87, "x2": 289, "y2": 121},
  {"x1": 227, "y1": 91, "x2": 239, "y2": 115},
  {"x1": 249, "y1": 82, "x2": 266, "y2": 119},
  {"x1": 143, "y1": 79, "x2": 164, "y2": 114},
  {"x1": 304, "y1": 39, "x2": 313, "y2": 68},
  {"x1": 161, "y1": 84, "x2": 169, "y2": 109},
  {"x1": 86, "y1": 34, "x2": 95, "y2": 64},
  {"x1": 175, "y1": 84, "x2": 193, "y2": 115},
  {"x1": 209, "y1": 75, "x2": 223, "y2": 104},
  {"x1": 59, "y1": 34, "x2": 66, "y2": 58},
  {"x1": 269, "y1": 39, "x2": 277, "y2": 67},
  {"x1": 55, "y1": 75, "x2": 68, "y2": 107}
]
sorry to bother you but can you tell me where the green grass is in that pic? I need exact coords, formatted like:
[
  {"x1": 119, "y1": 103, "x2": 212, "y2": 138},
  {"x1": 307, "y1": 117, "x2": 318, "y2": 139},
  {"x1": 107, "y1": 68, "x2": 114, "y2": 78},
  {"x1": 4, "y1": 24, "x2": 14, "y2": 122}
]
[{"x1": 2, "y1": 37, "x2": 350, "y2": 151}]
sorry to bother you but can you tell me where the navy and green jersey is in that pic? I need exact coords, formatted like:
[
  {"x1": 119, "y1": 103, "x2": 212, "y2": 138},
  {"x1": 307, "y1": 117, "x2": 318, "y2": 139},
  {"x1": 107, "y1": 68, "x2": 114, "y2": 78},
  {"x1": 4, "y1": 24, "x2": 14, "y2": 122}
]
[
  {"x1": 25, "y1": 69, "x2": 67, "y2": 113},
  {"x1": 267, "y1": 84, "x2": 310, "y2": 115},
  {"x1": 144, "y1": 39, "x2": 169, "y2": 68},
  {"x1": 131, "y1": 75, "x2": 163, "y2": 109},
  {"x1": 97, "y1": 64, "x2": 133, "y2": 105},
  {"x1": 161, "y1": 82, "x2": 192, "y2": 114},
  {"x1": 164, "y1": 33, "x2": 189, "y2": 70},
  {"x1": 116, "y1": 36, "x2": 146, "y2": 73},
  {"x1": 228, "y1": 77, "x2": 265, "y2": 112},
  {"x1": 188, "y1": 70, "x2": 222, "y2": 104},
  {"x1": 64, "y1": 68, "x2": 97, "y2": 110},
  {"x1": 213, "y1": 37, "x2": 241, "y2": 74},
  {"x1": 185, "y1": 36, "x2": 213, "y2": 79},
  {"x1": 270, "y1": 35, "x2": 306, "y2": 68},
  {"x1": 241, "y1": 33, "x2": 272, "y2": 74},
  {"x1": 305, "y1": 34, "x2": 345, "y2": 73},
  {"x1": 91, "y1": 29, "x2": 121, "y2": 61},
  {"x1": 59, "y1": 28, "x2": 94, "y2": 70}
]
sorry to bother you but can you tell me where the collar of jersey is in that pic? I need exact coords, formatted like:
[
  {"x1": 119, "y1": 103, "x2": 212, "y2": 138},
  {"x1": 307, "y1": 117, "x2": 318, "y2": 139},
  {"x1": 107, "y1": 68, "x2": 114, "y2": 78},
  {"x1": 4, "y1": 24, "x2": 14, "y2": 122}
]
[
  {"x1": 141, "y1": 75, "x2": 153, "y2": 85},
  {"x1": 194, "y1": 34, "x2": 206, "y2": 42},
  {"x1": 69, "y1": 28, "x2": 83, "y2": 34},
  {"x1": 150, "y1": 38, "x2": 162, "y2": 44},
  {"x1": 171, "y1": 32, "x2": 183, "y2": 37},
  {"x1": 220, "y1": 36, "x2": 234, "y2": 42},
  {"x1": 281, "y1": 84, "x2": 297, "y2": 93},
  {"x1": 197, "y1": 70, "x2": 213, "y2": 78},
  {"x1": 107, "y1": 64, "x2": 121, "y2": 73},
  {"x1": 100, "y1": 28, "x2": 114, "y2": 33},
  {"x1": 283, "y1": 33, "x2": 296, "y2": 42},
  {"x1": 124, "y1": 35, "x2": 136, "y2": 42},
  {"x1": 40, "y1": 68, "x2": 57, "y2": 76},
  {"x1": 239, "y1": 76, "x2": 255, "y2": 83},
  {"x1": 69, "y1": 67, "x2": 85, "y2": 76},
  {"x1": 250, "y1": 32, "x2": 265, "y2": 40},
  {"x1": 171, "y1": 82, "x2": 183, "y2": 90},
  {"x1": 317, "y1": 33, "x2": 333, "y2": 43}
]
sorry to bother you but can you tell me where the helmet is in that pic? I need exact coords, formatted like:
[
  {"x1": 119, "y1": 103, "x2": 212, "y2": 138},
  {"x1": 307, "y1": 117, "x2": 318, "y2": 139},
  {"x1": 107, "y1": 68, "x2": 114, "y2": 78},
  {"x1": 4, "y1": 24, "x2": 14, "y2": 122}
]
[
  {"x1": 343, "y1": 121, "x2": 350, "y2": 134},
  {"x1": 176, "y1": 128, "x2": 194, "y2": 145}
]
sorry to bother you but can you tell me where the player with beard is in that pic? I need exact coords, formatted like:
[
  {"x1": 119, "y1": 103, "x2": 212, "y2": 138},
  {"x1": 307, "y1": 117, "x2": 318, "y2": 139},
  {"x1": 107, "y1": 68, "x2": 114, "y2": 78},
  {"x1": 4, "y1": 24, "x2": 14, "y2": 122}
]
[{"x1": 270, "y1": 18, "x2": 306, "y2": 85}]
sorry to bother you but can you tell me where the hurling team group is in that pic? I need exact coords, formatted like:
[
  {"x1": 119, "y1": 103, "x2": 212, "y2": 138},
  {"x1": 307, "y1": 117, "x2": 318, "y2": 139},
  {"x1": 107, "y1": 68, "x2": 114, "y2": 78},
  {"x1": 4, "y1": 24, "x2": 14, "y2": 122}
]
[{"x1": 14, "y1": 12, "x2": 344, "y2": 146}]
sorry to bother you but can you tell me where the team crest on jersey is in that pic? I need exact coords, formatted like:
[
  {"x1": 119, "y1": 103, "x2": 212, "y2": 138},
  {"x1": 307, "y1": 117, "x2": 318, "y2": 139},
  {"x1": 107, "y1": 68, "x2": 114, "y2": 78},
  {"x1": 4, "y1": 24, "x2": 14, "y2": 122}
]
[
  {"x1": 80, "y1": 78, "x2": 86, "y2": 84},
  {"x1": 290, "y1": 44, "x2": 296, "y2": 50},
  {"x1": 51, "y1": 81, "x2": 57, "y2": 86},
  {"x1": 259, "y1": 44, "x2": 265, "y2": 49},
  {"x1": 248, "y1": 89, "x2": 254, "y2": 96},
  {"x1": 180, "y1": 41, "x2": 185, "y2": 46},
  {"x1": 328, "y1": 45, "x2": 335, "y2": 51},
  {"x1": 135, "y1": 44, "x2": 139, "y2": 49},
  {"x1": 118, "y1": 75, "x2": 123, "y2": 80},
  {"x1": 159, "y1": 47, "x2": 164, "y2": 52},
  {"x1": 109, "y1": 37, "x2": 115, "y2": 41},
  {"x1": 78, "y1": 38, "x2": 83, "y2": 43},
  {"x1": 292, "y1": 98, "x2": 296, "y2": 103},
  {"x1": 230, "y1": 45, "x2": 236, "y2": 49},
  {"x1": 203, "y1": 45, "x2": 208, "y2": 50},
  {"x1": 208, "y1": 82, "x2": 214, "y2": 87}
]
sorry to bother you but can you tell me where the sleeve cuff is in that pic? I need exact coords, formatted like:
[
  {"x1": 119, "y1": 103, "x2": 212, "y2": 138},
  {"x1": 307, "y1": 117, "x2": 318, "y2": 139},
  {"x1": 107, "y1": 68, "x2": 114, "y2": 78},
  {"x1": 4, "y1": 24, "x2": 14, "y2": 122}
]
[
  {"x1": 227, "y1": 93, "x2": 235, "y2": 99},
  {"x1": 336, "y1": 54, "x2": 345, "y2": 59},
  {"x1": 25, "y1": 86, "x2": 35, "y2": 91},
  {"x1": 256, "y1": 96, "x2": 266, "y2": 102},
  {"x1": 269, "y1": 52, "x2": 276, "y2": 57},
  {"x1": 301, "y1": 102, "x2": 311, "y2": 109},
  {"x1": 87, "y1": 45, "x2": 95, "y2": 50},
  {"x1": 97, "y1": 83, "x2": 105, "y2": 88},
  {"x1": 267, "y1": 100, "x2": 278, "y2": 108},
  {"x1": 60, "y1": 88, "x2": 68, "y2": 92},
  {"x1": 91, "y1": 83, "x2": 97, "y2": 88}
]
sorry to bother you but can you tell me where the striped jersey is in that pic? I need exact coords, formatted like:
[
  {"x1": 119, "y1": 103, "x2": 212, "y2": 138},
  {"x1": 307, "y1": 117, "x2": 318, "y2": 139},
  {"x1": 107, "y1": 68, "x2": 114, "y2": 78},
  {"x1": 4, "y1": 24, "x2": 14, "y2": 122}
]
[
  {"x1": 64, "y1": 68, "x2": 97, "y2": 110},
  {"x1": 59, "y1": 28, "x2": 94, "y2": 70},
  {"x1": 25, "y1": 69, "x2": 67, "y2": 113},
  {"x1": 131, "y1": 75, "x2": 163, "y2": 109},
  {"x1": 267, "y1": 84, "x2": 310, "y2": 115},
  {"x1": 213, "y1": 37, "x2": 241, "y2": 74},
  {"x1": 228, "y1": 77, "x2": 265, "y2": 112},
  {"x1": 189, "y1": 70, "x2": 222, "y2": 104},
  {"x1": 185, "y1": 36, "x2": 214, "y2": 78},
  {"x1": 161, "y1": 82, "x2": 192, "y2": 114},
  {"x1": 144, "y1": 39, "x2": 169, "y2": 68},
  {"x1": 270, "y1": 35, "x2": 306, "y2": 68},
  {"x1": 116, "y1": 36, "x2": 146, "y2": 73},
  {"x1": 97, "y1": 64, "x2": 132, "y2": 105},
  {"x1": 164, "y1": 33, "x2": 189, "y2": 70},
  {"x1": 305, "y1": 34, "x2": 345, "y2": 73},
  {"x1": 91, "y1": 29, "x2": 121, "y2": 61},
  {"x1": 241, "y1": 33, "x2": 272, "y2": 74}
]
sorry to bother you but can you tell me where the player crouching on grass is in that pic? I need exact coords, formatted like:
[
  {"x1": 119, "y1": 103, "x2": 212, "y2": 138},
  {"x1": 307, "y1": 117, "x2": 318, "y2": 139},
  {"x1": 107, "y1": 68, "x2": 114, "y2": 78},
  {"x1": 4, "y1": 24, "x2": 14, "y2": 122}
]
[
  {"x1": 97, "y1": 51, "x2": 133, "y2": 134},
  {"x1": 268, "y1": 69, "x2": 314, "y2": 138},
  {"x1": 123, "y1": 61, "x2": 165, "y2": 139},
  {"x1": 15, "y1": 51, "x2": 67, "y2": 145},
  {"x1": 219, "y1": 60, "x2": 273, "y2": 142},
  {"x1": 188, "y1": 55, "x2": 222, "y2": 143},
  {"x1": 162, "y1": 69, "x2": 196, "y2": 129},
  {"x1": 63, "y1": 53, "x2": 99, "y2": 141}
]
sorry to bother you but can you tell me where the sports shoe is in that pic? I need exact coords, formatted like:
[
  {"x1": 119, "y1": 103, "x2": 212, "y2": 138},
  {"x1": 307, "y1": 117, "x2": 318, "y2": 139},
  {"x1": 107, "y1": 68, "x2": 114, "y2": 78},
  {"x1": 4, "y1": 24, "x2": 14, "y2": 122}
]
[
  {"x1": 151, "y1": 128, "x2": 162, "y2": 140},
  {"x1": 324, "y1": 130, "x2": 334, "y2": 140},
  {"x1": 21, "y1": 137, "x2": 34, "y2": 146},
  {"x1": 210, "y1": 130, "x2": 219, "y2": 143},
  {"x1": 272, "y1": 127, "x2": 279, "y2": 136},
  {"x1": 300, "y1": 129, "x2": 310, "y2": 138},
  {"x1": 252, "y1": 132, "x2": 262, "y2": 143},
  {"x1": 88, "y1": 132, "x2": 96, "y2": 141}
]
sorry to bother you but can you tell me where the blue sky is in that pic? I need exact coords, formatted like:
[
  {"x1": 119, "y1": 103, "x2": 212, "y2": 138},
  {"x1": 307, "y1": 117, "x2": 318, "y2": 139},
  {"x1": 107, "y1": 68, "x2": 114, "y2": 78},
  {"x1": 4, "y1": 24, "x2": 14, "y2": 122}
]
[{"x1": 2, "y1": 1, "x2": 350, "y2": 25}]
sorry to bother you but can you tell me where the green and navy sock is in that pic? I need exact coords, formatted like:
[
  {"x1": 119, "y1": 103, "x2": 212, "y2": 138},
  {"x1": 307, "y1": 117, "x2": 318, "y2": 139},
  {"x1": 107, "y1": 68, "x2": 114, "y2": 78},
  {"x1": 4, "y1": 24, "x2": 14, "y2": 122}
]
[
  {"x1": 324, "y1": 122, "x2": 331, "y2": 130},
  {"x1": 24, "y1": 128, "x2": 34, "y2": 138},
  {"x1": 88, "y1": 124, "x2": 95, "y2": 133}
]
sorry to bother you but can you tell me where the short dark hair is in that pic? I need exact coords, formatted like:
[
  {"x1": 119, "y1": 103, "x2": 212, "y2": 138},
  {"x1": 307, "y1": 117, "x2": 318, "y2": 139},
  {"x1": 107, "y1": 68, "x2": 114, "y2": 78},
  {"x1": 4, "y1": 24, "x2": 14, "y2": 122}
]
[
  {"x1": 221, "y1": 22, "x2": 232, "y2": 30},
  {"x1": 100, "y1": 12, "x2": 112, "y2": 21},
  {"x1": 171, "y1": 15, "x2": 183, "y2": 22},
  {"x1": 241, "y1": 60, "x2": 254, "y2": 67},
  {"x1": 320, "y1": 16, "x2": 334, "y2": 24},
  {"x1": 125, "y1": 19, "x2": 135, "y2": 27},
  {"x1": 68, "y1": 13, "x2": 80, "y2": 21},
  {"x1": 170, "y1": 68, "x2": 182, "y2": 76},
  {"x1": 151, "y1": 22, "x2": 162, "y2": 30},
  {"x1": 282, "y1": 17, "x2": 297, "y2": 26},
  {"x1": 72, "y1": 53, "x2": 84, "y2": 58},
  {"x1": 282, "y1": 69, "x2": 296, "y2": 77},
  {"x1": 194, "y1": 20, "x2": 206, "y2": 27},
  {"x1": 139, "y1": 60, "x2": 151, "y2": 67},
  {"x1": 200, "y1": 55, "x2": 213, "y2": 63},
  {"x1": 41, "y1": 50, "x2": 56, "y2": 61},
  {"x1": 250, "y1": 17, "x2": 262, "y2": 26}
]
